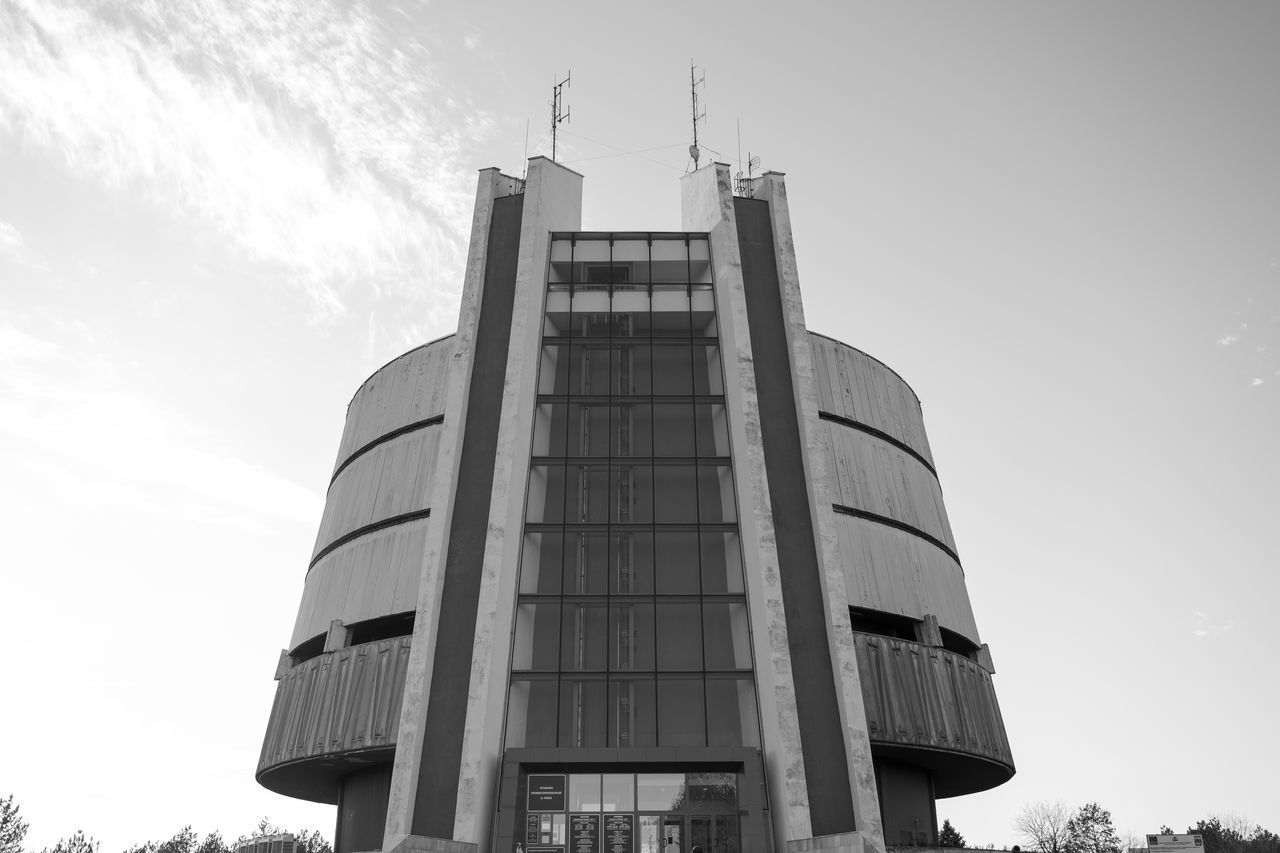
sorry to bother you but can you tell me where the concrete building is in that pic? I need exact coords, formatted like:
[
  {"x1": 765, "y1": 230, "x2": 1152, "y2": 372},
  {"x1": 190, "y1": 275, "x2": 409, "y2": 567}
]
[{"x1": 256, "y1": 158, "x2": 1014, "y2": 853}]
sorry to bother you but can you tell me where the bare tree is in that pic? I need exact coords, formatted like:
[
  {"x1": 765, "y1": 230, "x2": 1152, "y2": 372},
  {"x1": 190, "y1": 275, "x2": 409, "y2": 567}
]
[{"x1": 1016, "y1": 802, "x2": 1074, "y2": 853}]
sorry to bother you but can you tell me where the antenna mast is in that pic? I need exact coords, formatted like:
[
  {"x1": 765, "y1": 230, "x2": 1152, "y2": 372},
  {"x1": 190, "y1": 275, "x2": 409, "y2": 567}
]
[
  {"x1": 551, "y1": 71, "x2": 571, "y2": 162},
  {"x1": 689, "y1": 61, "x2": 706, "y2": 168}
]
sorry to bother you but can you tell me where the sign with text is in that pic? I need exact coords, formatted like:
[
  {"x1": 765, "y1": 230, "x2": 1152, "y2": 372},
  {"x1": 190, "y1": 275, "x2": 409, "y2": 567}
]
[
  {"x1": 527, "y1": 815, "x2": 540, "y2": 844},
  {"x1": 570, "y1": 815, "x2": 599, "y2": 853},
  {"x1": 604, "y1": 814, "x2": 633, "y2": 853},
  {"x1": 1148, "y1": 836, "x2": 1203, "y2": 851},
  {"x1": 528, "y1": 775, "x2": 567, "y2": 811}
]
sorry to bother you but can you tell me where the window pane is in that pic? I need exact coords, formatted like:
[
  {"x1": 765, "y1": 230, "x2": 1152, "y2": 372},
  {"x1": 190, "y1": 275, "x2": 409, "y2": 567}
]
[
  {"x1": 563, "y1": 464, "x2": 609, "y2": 523},
  {"x1": 570, "y1": 774, "x2": 602, "y2": 812},
  {"x1": 532, "y1": 402, "x2": 568, "y2": 457},
  {"x1": 612, "y1": 403, "x2": 652, "y2": 458},
  {"x1": 687, "y1": 772, "x2": 736, "y2": 807},
  {"x1": 700, "y1": 531, "x2": 744, "y2": 594},
  {"x1": 561, "y1": 602, "x2": 607, "y2": 670},
  {"x1": 612, "y1": 464, "x2": 653, "y2": 524},
  {"x1": 610, "y1": 601, "x2": 655, "y2": 670},
  {"x1": 560, "y1": 678, "x2": 607, "y2": 747},
  {"x1": 692, "y1": 345, "x2": 724, "y2": 395},
  {"x1": 505, "y1": 678, "x2": 558, "y2": 747},
  {"x1": 697, "y1": 465, "x2": 736, "y2": 523},
  {"x1": 611, "y1": 530, "x2": 654, "y2": 594},
  {"x1": 705, "y1": 677, "x2": 760, "y2": 747},
  {"x1": 654, "y1": 466, "x2": 698, "y2": 523},
  {"x1": 613, "y1": 344, "x2": 652, "y2": 395},
  {"x1": 610, "y1": 677, "x2": 657, "y2": 748},
  {"x1": 520, "y1": 530, "x2": 563, "y2": 595},
  {"x1": 539, "y1": 344, "x2": 571, "y2": 394},
  {"x1": 570, "y1": 342, "x2": 611, "y2": 395},
  {"x1": 655, "y1": 602, "x2": 702, "y2": 669},
  {"x1": 573, "y1": 239, "x2": 610, "y2": 263},
  {"x1": 612, "y1": 239, "x2": 648, "y2": 262},
  {"x1": 550, "y1": 239, "x2": 573, "y2": 262},
  {"x1": 651, "y1": 287, "x2": 691, "y2": 337},
  {"x1": 651, "y1": 344, "x2": 692, "y2": 394},
  {"x1": 702, "y1": 601, "x2": 751, "y2": 669},
  {"x1": 563, "y1": 530, "x2": 609, "y2": 595},
  {"x1": 613, "y1": 308, "x2": 651, "y2": 338},
  {"x1": 656, "y1": 678, "x2": 705, "y2": 747},
  {"x1": 526, "y1": 464, "x2": 566, "y2": 523},
  {"x1": 637, "y1": 773, "x2": 685, "y2": 811},
  {"x1": 654, "y1": 531, "x2": 699, "y2": 595},
  {"x1": 545, "y1": 291, "x2": 572, "y2": 334},
  {"x1": 512, "y1": 602, "x2": 561, "y2": 670},
  {"x1": 652, "y1": 403, "x2": 695, "y2": 457},
  {"x1": 602, "y1": 773, "x2": 635, "y2": 811},
  {"x1": 693, "y1": 403, "x2": 730, "y2": 456},
  {"x1": 565, "y1": 403, "x2": 610, "y2": 457}
]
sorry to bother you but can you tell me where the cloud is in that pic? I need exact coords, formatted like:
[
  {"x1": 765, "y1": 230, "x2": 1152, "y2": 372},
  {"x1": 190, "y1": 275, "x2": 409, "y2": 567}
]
[
  {"x1": 1250, "y1": 377, "x2": 1264, "y2": 387},
  {"x1": 1191, "y1": 611, "x2": 1233, "y2": 639},
  {"x1": 0, "y1": 312, "x2": 323, "y2": 526},
  {"x1": 0, "y1": 220, "x2": 23, "y2": 254},
  {"x1": 0, "y1": 0, "x2": 490, "y2": 324},
  {"x1": 1217, "y1": 334, "x2": 1239, "y2": 346}
]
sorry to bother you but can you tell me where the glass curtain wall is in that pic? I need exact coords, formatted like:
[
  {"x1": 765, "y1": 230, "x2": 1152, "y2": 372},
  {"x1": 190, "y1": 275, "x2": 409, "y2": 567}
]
[{"x1": 508, "y1": 233, "x2": 760, "y2": 750}]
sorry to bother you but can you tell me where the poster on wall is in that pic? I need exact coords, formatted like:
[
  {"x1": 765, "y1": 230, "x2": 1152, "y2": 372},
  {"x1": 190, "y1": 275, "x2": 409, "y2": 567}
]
[
  {"x1": 570, "y1": 815, "x2": 599, "y2": 853},
  {"x1": 527, "y1": 815, "x2": 540, "y2": 844},
  {"x1": 604, "y1": 814, "x2": 633, "y2": 853},
  {"x1": 528, "y1": 775, "x2": 568, "y2": 811}
]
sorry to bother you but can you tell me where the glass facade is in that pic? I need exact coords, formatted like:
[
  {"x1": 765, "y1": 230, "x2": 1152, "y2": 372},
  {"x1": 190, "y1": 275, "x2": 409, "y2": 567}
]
[{"x1": 507, "y1": 234, "x2": 760, "y2": 750}]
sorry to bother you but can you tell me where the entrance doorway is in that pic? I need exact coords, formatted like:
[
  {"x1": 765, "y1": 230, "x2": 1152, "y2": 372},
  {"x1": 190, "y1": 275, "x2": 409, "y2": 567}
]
[{"x1": 639, "y1": 814, "x2": 738, "y2": 853}]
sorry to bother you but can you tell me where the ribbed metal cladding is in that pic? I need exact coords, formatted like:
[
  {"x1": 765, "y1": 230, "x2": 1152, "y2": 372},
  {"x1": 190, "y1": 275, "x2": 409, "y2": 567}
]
[
  {"x1": 852, "y1": 633, "x2": 1013, "y2": 795},
  {"x1": 258, "y1": 636, "x2": 412, "y2": 773}
]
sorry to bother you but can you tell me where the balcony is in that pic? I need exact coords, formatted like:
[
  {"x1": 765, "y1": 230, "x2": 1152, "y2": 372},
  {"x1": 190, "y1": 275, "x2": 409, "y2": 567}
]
[
  {"x1": 257, "y1": 636, "x2": 411, "y2": 803},
  {"x1": 852, "y1": 632, "x2": 1014, "y2": 796}
]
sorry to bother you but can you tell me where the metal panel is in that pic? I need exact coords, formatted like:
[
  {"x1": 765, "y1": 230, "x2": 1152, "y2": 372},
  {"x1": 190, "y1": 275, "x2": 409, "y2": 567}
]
[
  {"x1": 834, "y1": 514, "x2": 979, "y2": 643},
  {"x1": 290, "y1": 518, "x2": 430, "y2": 649},
  {"x1": 853, "y1": 633, "x2": 1012, "y2": 771},
  {"x1": 820, "y1": 421, "x2": 956, "y2": 552},
  {"x1": 259, "y1": 636, "x2": 412, "y2": 773},
  {"x1": 337, "y1": 336, "x2": 454, "y2": 470},
  {"x1": 809, "y1": 334, "x2": 934, "y2": 467},
  {"x1": 312, "y1": 426, "x2": 442, "y2": 558}
]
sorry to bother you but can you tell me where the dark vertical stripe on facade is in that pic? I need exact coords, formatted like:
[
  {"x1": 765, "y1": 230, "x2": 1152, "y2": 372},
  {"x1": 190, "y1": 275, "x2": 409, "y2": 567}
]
[
  {"x1": 413, "y1": 193, "x2": 524, "y2": 837},
  {"x1": 734, "y1": 198, "x2": 857, "y2": 835}
]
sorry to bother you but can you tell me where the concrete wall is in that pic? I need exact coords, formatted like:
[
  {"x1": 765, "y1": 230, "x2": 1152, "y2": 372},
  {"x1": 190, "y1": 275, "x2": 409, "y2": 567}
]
[
  {"x1": 808, "y1": 334, "x2": 980, "y2": 647},
  {"x1": 290, "y1": 338, "x2": 453, "y2": 649}
]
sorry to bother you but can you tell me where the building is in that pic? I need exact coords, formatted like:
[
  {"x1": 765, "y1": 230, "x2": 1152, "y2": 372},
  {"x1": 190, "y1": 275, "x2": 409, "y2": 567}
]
[{"x1": 256, "y1": 158, "x2": 1014, "y2": 853}]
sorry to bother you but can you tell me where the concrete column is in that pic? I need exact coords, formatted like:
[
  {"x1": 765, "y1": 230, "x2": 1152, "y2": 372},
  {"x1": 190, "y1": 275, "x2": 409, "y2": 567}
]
[
  {"x1": 382, "y1": 167, "x2": 516, "y2": 853},
  {"x1": 752, "y1": 173, "x2": 884, "y2": 853},
  {"x1": 681, "y1": 162, "x2": 814, "y2": 848},
  {"x1": 451, "y1": 156, "x2": 582, "y2": 847}
]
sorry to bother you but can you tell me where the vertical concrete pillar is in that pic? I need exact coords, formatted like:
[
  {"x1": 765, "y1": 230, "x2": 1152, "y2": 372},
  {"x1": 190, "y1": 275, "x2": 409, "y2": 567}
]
[
  {"x1": 681, "y1": 163, "x2": 814, "y2": 848},
  {"x1": 382, "y1": 165, "x2": 541, "y2": 853},
  {"x1": 451, "y1": 157, "x2": 582, "y2": 847},
  {"x1": 751, "y1": 173, "x2": 884, "y2": 853}
]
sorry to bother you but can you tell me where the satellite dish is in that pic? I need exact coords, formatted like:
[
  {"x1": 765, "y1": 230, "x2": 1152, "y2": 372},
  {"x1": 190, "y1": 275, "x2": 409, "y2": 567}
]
[{"x1": 689, "y1": 144, "x2": 700, "y2": 166}]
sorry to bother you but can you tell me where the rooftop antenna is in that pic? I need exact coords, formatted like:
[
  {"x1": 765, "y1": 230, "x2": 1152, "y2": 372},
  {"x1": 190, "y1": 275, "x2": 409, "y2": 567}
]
[
  {"x1": 551, "y1": 71, "x2": 571, "y2": 162},
  {"x1": 689, "y1": 61, "x2": 706, "y2": 168},
  {"x1": 522, "y1": 117, "x2": 530, "y2": 181},
  {"x1": 734, "y1": 120, "x2": 760, "y2": 196}
]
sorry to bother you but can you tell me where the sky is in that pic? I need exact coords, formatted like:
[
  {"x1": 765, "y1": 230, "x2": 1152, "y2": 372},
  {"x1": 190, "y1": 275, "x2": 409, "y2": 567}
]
[{"x1": 2, "y1": 0, "x2": 1278, "y2": 850}]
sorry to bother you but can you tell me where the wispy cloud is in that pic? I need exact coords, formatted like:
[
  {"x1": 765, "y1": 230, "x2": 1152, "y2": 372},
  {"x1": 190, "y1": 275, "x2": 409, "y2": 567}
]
[
  {"x1": 1217, "y1": 334, "x2": 1239, "y2": 346},
  {"x1": 1192, "y1": 611, "x2": 1233, "y2": 639},
  {"x1": 0, "y1": 0, "x2": 490, "y2": 324},
  {"x1": 0, "y1": 312, "x2": 322, "y2": 526},
  {"x1": 1250, "y1": 377, "x2": 1264, "y2": 387},
  {"x1": 0, "y1": 220, "x2": 23, "y2": 254}
]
